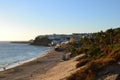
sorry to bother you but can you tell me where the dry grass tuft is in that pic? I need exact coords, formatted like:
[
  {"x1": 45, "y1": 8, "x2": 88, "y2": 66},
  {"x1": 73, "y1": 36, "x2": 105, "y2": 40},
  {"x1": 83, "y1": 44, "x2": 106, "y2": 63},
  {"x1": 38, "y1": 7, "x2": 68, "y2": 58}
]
[
  {"x1": 76, "y1": 58, "x2": 90, "y2": 68},
  {"x1": 67, "y1": 57, "x2": 115, "y2": 80}
]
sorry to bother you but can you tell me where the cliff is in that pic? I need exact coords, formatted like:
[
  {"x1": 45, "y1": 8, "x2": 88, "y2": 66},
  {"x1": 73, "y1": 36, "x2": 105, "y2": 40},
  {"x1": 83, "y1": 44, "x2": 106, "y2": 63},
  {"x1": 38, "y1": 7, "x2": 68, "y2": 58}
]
[{"x1": 31, "y1": 36, "x2": 51, "y2": 46}]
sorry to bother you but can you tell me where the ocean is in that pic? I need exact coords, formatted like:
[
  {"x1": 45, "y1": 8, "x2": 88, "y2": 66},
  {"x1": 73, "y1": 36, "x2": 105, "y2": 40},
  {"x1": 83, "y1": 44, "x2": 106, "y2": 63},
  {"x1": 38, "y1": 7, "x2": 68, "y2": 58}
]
[{"x1": 0, "y1": 42, "x2": 50, "y2": 71}]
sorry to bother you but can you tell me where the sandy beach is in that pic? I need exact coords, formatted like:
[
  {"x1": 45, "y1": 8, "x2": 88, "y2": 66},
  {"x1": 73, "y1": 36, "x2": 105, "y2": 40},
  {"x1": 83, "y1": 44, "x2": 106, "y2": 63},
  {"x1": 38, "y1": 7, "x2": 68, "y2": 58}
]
[
  {"x1": 0, "y1": 49, "x2": 65, "y2": 80},
  {"x1": 33, "y1": 54, "x2": 83, "y2": 80}
]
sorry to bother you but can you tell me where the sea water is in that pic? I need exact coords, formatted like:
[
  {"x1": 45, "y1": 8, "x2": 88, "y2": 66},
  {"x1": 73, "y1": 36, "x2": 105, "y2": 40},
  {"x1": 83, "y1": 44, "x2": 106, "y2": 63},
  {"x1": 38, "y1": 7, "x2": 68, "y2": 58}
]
[{"x1": 0, "y1": 42, "x2": 50, "y2": 71}]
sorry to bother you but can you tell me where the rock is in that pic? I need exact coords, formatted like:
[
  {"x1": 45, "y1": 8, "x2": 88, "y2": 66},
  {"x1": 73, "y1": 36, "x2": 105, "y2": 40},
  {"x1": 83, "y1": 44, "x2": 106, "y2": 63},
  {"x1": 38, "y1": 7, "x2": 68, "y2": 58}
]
[{"x1": 62, "y1": 52, "x2": 73, "y2": 61}]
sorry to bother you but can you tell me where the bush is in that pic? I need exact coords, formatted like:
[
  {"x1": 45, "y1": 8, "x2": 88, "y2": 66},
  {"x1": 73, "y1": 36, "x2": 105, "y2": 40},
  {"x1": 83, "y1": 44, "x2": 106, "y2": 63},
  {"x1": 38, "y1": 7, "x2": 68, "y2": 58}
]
[
  {"x1": 75, "y1": 48, "x2": 84, "y2": 55},
  {"x1": 86, "y1": 47, "x2": 101, "y2": 58},
  {"x1": 109, "y1": 44, "x2": 120, "y2": 52},
  {"x1": 108, "y1": 48, "x2": 120, "y2": 61}
]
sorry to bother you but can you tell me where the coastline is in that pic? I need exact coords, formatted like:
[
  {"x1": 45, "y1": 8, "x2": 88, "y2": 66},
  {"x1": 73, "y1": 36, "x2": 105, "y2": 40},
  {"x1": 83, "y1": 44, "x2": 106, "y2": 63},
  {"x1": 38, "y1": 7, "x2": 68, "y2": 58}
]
[
  {"x1": 0, "y1": 47, "x2": 51, "y2": 72},
  {"x1": 0, "y1": 48, "x2": 65, "y2": 80}
]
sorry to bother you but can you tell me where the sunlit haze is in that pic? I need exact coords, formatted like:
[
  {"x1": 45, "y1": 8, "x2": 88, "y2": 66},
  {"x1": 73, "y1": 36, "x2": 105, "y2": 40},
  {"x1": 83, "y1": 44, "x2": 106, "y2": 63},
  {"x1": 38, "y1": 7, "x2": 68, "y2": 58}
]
[{"x1": 0, "y1": 0, "x2": 120, "y2": 41}]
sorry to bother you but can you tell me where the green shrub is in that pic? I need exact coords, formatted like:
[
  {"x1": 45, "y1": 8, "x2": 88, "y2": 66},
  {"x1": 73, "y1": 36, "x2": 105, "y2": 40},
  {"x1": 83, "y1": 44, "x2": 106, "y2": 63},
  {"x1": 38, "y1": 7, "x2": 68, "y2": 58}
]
[
  {"x1": 85, "y1": 47, "x2": 101, "y2": 58},
  {"x1": 109, "y1": 44, "x2": 120, "y2": 52}
]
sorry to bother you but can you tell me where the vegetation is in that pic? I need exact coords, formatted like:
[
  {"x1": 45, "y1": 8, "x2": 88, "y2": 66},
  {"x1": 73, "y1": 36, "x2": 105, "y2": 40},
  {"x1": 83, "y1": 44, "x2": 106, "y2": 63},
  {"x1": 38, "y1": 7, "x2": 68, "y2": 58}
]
[
  {"x1": 66, "y1": 27, "x2": 120, "y2": 80},
  {"x1": 31, "y1": 36, "x2": 51, "y2": 46}
]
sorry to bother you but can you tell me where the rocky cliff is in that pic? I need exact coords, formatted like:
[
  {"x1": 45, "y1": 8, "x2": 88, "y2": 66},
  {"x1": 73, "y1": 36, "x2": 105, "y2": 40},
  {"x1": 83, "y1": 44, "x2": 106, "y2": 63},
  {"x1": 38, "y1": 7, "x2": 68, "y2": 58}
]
[{"x1": 31, "y1": 36, "x2": 51, "y2": 46}]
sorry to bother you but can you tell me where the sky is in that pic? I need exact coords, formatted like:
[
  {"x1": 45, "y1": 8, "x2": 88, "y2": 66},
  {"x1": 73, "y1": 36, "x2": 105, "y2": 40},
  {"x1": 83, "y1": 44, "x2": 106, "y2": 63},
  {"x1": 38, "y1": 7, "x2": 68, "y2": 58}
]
[{"x1": 0, "y1": 0, "x2": 120, "y2": 41}]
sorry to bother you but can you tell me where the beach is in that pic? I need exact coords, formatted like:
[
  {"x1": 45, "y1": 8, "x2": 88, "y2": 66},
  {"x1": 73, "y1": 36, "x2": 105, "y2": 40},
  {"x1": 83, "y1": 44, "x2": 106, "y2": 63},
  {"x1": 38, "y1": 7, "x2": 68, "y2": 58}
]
[{"x1": 0, "y1": 49, "x2": 65, "y2": 80}]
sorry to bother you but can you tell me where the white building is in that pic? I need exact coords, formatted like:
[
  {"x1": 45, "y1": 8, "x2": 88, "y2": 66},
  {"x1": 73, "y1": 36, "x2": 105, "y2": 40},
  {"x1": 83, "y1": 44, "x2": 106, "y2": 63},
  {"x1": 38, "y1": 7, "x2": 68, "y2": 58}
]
[{"x1": 48, "y1": 34, "x2": 71, "y2": 46}]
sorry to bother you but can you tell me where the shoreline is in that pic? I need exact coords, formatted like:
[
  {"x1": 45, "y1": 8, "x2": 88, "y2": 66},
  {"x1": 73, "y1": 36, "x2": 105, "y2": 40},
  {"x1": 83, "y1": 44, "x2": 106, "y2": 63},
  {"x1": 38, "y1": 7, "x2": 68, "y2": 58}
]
[
  {"x1": 0, "y1": 47, "x2": 51, "y2": 72},
  {"x1": 0, "y1": 48, "x2": 65, "y2": 80}
]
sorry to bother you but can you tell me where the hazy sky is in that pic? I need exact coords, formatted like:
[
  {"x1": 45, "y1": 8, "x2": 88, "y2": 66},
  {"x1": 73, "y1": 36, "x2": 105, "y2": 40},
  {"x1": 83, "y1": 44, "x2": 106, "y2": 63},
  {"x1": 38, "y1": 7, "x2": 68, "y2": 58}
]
[{"x1": 0, "y1": 0, "x2": 120, "y2": 41}]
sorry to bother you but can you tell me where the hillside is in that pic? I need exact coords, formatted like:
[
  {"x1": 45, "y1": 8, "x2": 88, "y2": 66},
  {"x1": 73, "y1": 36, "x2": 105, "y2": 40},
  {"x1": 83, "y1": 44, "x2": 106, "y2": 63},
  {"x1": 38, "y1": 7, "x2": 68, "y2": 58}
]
[{"x1": 62, "y1": 27, "x2": 120, "y2": 80}]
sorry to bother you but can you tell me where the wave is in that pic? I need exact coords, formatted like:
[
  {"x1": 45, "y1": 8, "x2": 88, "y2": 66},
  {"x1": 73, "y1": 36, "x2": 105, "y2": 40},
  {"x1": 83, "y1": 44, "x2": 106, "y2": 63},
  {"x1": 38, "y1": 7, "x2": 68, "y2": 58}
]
[{"x1": 0, "y1": 48, "x2": 50, "y2": 71}]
